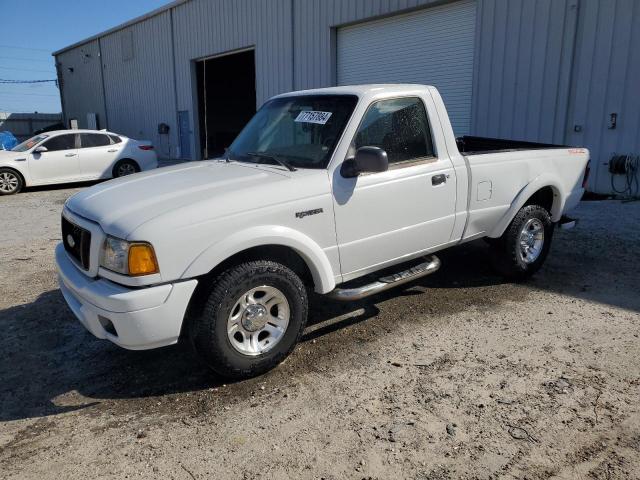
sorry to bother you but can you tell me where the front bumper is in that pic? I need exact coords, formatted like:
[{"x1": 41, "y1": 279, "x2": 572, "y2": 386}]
[{"x1": 56, "y1": 243, "x2": 197, "y2": 350}]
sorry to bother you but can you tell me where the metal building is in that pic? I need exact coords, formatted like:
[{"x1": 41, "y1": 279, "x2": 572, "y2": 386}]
[{"x1": 53, "y1": 0, "x2": 640, "y2": 195}]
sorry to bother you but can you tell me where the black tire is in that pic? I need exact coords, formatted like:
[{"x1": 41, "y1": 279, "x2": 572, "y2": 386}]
[
  {"x1": 189, "y1": 260, "x2": 308, "y2": 379},
  {"x1": 0, "y1": 168, "x2": 23, "y2": 195},
  {"x1": 489, "y1": 204, "x2": 554, "y2": 280},
  {"x1": 112, "y1": 159, "x2": 140, "y2": 178}
]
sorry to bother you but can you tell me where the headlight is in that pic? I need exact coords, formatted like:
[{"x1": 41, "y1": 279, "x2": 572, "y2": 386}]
[{"x1": 99, "y1": 236, "x2": 159, "y2": 276}]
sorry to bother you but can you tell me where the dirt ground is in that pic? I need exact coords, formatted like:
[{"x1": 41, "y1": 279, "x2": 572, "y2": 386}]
[{"x1": 1, "y1": 184, "x2": 639, "y2": 480}]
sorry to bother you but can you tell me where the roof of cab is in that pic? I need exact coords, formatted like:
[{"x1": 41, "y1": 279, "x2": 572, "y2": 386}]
[{"x1": 272, "y1": 84, "x2": 434, "y2": 99}]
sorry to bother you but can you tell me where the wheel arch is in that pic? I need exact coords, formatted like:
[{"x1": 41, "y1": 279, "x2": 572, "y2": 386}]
[
  {"x1": 112, "y1": 158, "x2": 140, "y2": 177},
  {"x1": 489, "y1": 177, "x2": 563, "y2": 238},
  {"x1": 182, "y1": 226, "x2": 337, "y2": 295},
  {"x1": 0, "y1": 165, "x2": 27, "y2": 189}
]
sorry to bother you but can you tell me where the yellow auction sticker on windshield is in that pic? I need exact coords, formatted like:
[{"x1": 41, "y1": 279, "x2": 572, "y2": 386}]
[{"x1": 294, "y1": 111, "x2": 332, "y2": 125}]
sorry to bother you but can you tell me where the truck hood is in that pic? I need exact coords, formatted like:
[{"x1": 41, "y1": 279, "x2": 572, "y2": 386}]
[{"x1": 66, "y1": 160, "x2": 312, "y2": 238}]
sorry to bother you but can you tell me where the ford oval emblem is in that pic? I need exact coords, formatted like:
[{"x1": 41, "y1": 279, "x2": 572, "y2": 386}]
[{"x1": 67, "y1": 234, "x2": 76, "y2": 248}]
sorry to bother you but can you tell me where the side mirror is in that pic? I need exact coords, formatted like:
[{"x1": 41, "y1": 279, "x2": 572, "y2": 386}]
[
  {"x1": 34, "y1": 146, "x2": 48, "y2": 153},
  {"x1": 341, "y1": 146, "x2": 389, "y2": 178}
]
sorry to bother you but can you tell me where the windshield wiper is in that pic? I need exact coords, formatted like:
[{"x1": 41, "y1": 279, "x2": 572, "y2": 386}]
[{"x1": 246, "y1": 152, "x2": 297, "y2": 172}]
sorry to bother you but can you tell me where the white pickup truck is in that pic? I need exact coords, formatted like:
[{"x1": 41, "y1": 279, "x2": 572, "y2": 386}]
[{"x1": 56, "y1": 85, "x2": 589, "y2": 378}]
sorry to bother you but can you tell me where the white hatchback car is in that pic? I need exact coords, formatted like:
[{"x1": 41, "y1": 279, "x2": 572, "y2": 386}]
[{"x1": 0, "y1": 129, "x2": 158, "y2": 195}]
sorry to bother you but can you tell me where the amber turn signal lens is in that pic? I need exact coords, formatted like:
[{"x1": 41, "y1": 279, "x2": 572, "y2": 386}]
[{"x1": 128, "y1": 244, "x2": 159, "y2": 276}]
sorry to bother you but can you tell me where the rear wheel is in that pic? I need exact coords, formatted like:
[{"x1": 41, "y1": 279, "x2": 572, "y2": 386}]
[
  {"x1": 0, "y1": 168, "x2": 23, "y2": 195},
  {"x1": 489, "y1": 204, "x2": 553, "y2": 280},
  {"x1": 189, "y1": 260, "x2": 308, "y2": 379},
  {"x1": 112, "y1": 159, "x2": 139, "y2": 178}
]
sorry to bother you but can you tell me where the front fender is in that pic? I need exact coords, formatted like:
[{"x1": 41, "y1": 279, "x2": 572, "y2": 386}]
[
  {"x1": 488, "y1": 174, "x2": 563, "y2": 238},
  {"x1": 182, "y1": 225, "x2": 337, "y2": 294},
  {"x1": 0, "y1": 160, "x2": 31, "y2": 186}
]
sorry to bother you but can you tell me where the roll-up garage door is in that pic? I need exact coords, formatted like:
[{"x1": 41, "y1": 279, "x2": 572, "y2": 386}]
[{"x1": 337, "y1": 0, "x2": 476, "y2": 135}]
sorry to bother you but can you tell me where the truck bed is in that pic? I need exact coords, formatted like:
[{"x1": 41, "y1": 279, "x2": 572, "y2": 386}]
[{"x1": 456, "y1": 135, "x2": 568, "y2": 155}]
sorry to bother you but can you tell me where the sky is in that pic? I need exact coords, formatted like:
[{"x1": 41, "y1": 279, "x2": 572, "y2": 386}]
[{"x1": 0, "y1": 0, "x2": 171, "y2": 113}]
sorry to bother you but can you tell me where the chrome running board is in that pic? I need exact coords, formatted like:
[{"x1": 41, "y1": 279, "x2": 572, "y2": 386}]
[{"x1": 328, "y1": 255, "x2": 441, "y2": 301}]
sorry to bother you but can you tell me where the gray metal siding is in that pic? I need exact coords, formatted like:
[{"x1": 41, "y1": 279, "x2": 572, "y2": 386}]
[
  {"x1": 471, "y1": 0, "x2": 579, "y2": 144},
  {"x1": 54, "y1": 0, "x2": 639, "y2": 194},
  {"x1": 56, "y1": 41, "x2": 106, "y2": 129},
  {"x1": 336, "y1": 0, "x2": 476, "y2": 135},
  {"x1": 99, "y1": 11, "x2": 178, "y2": 158},
  {"x1": 566, "y1": 0, "x2": 640, "y2": 194},
  {"x1": 293, "y1": 0, "x2": 446, "y2": 91},
  {"x1": 170, "y1": 0, "x2": 293, "y2": 158}
]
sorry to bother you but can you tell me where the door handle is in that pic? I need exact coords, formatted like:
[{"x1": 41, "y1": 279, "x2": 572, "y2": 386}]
[
  {"x1": 65, "y1": 153, "x2": 77, "y2": 157},
  {"x1": 108, "y1": 149, "x2": 118, "y2": 152},
  {"x1": 432, "y1": 174, "x2": 447, "y2": 186}
]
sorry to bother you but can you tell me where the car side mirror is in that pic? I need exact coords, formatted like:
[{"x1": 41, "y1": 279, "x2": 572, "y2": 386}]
[
  {"x1": 34, "y1": 146, "x2": 48, "y2": 153},
  {"x1": 341, "y1": 146, "x2": 389, "y2": 178}
]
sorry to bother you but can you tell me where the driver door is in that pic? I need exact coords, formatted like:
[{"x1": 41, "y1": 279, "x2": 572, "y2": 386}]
[
  {"x1": 28, "y1": 133, "x2": 80, "y2": 184},
  {"x1": 332, "y1": 96, "x2": 457, "y2": 279}
]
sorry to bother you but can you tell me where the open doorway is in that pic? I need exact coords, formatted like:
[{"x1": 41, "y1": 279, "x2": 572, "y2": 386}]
[{"x1": 195, "y1": 49, "x2": 256, "y2": 159}]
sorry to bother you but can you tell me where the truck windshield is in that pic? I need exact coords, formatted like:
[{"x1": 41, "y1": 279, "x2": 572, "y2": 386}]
[
  {"x1": 11, "y1": 134, "x2": 48, "y2": 152},
  {"x1": 227, "y1": 94, "x2": 358, "y2": 169}
]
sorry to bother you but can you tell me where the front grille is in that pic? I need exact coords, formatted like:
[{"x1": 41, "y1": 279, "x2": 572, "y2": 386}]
[{"x1": 61, "y1": 216, "x2": 91, "y2": 270}]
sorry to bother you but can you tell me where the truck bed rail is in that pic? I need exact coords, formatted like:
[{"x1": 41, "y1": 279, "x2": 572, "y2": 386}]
[{"x1": 457, "y1": 135, "x2": 568, "y2": 155}]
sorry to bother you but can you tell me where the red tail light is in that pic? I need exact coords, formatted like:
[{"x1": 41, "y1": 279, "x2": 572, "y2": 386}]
[
  {"x1": 138, "y1": 145, "x2": 154, "y2": 151},
  {"x1": 582, "y1": 161, "x2": 591, "y2": 189}
]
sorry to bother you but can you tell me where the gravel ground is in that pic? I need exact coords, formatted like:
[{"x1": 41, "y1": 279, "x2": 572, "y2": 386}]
[{"x1": 1, "y1": 184, "x2": 639, "y2": 480}]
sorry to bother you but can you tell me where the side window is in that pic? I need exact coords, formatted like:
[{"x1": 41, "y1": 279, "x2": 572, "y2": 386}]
[
  {"x1": 354, "y1": 97, "x2": 434, "y2": 164},
  {"x1": 43, "y1": 134, "x2": 76, "y2": 152},
  {"x1": 80, "y1": 133, "x2": 111, "y2": 148},
  {"x1": 108, "y1": 135, "x2": 122, "y2": 144}
]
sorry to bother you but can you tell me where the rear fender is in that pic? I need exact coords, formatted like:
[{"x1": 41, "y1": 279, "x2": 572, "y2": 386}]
[{"x1": 488, "y1": 175, "x2": 563, "y2": 238}]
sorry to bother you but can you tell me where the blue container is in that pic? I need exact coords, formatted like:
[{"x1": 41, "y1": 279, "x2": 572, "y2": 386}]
[{"x1": 0, "y1": 131, "x2": 19, "y2": 150}]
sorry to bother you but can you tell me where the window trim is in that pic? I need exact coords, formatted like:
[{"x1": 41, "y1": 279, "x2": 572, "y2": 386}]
[
  {"x1": 79, "y1": 133, "x2": 111, "y2": 149},
  {"x1": 42, "y1": 133, "x2": 78, "y2": 152},
  {"x1": 345, "y1": 95, "x2": 438, "y2": 173}
]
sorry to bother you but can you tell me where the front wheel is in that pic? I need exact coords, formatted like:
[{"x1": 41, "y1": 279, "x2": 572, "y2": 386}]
[
  {"x1": 489, "y1": 204, "x2": 554, "y2": 280},
  {"x1": 189, "y1": 260, "x2": 308, "y2": 379},
  {"x1": 0, "y1": 168, "x2": 23, "y2": 195}
]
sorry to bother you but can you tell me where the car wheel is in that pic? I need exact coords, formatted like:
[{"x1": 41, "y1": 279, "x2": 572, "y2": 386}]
[
  {"x1": 189, "y1": 260, "x2": 309, "y2": 379},
  {"x1": 112, "y1": 159, "x2": 139, "y2": 178},
  {"x1": 0, "y1": 168, "x2": 23, "y2": 195},
  {"x1": 489, "y1": 204, "x2": 554, "y2": 280}
]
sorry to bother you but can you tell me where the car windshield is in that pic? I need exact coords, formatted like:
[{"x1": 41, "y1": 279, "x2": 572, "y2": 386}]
[
  {"x1": 227, "y1": 94, "x2": 358, "y2": 169},
  {"x1": 11, "y1": 134, "x2": 48, "y2": 152}
]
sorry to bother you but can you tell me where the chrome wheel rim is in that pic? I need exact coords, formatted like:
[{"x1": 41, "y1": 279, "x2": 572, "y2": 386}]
[
  {"x1": 0, "y1": 172, "x2": 19, "y2": 193},
  {"x1": 227, "y1": 286, "x2": 290, "y2": 356},
  {"x1": 519, "y1": 218, "x2": 545, "y2": 264},
  {"x1": 117, "y1": 163, "x2": 136, "y2": 176}
]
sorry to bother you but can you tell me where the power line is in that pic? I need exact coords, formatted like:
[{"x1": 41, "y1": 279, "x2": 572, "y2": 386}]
[
  {"x1": 0, "y1": 92, "x2": 58, "y2": 97},
  {"x1": 0, "y1": 56, "x2": 54, "y2": 63},
  {"x1": 0, "y1": 79, "x2": 58, "y2": 84},
  {"x1": 0, "y1": 66, "x2": 55, "y2": 74},
  {"x1": 0, "y1": 44, "x2": 50, "y2": 53}
]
